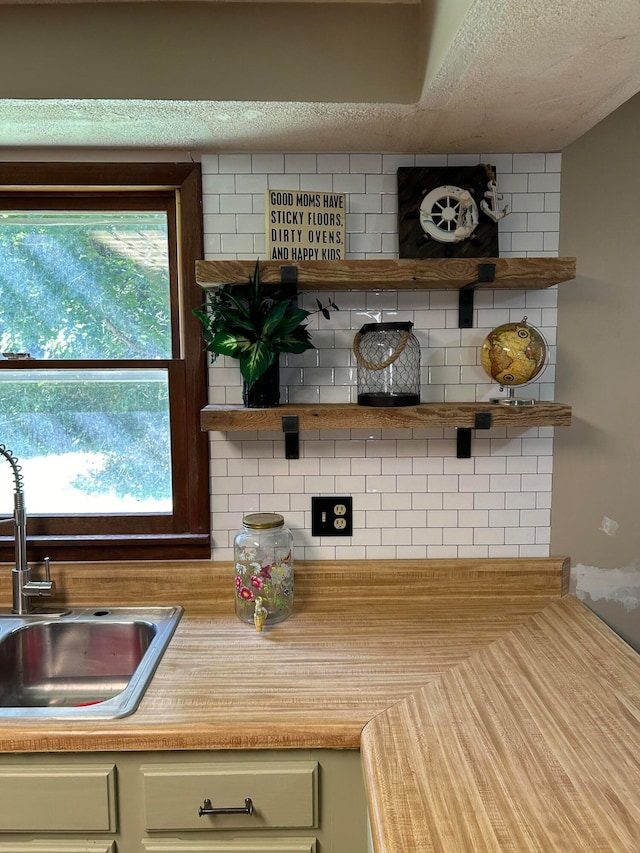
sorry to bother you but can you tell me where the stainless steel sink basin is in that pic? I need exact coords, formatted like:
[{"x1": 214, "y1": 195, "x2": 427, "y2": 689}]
[{"x1": 0, "y1": 606, "x2": 183, "y2": 719}]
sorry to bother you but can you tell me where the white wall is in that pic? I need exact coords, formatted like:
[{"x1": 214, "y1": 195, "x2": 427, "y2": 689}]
[
  {"x1": 201, "y1": 151, "x2": 563, "y2": 561},
  {"x1": 553, "y1": 93, "x2": 640, "y2": 651}
]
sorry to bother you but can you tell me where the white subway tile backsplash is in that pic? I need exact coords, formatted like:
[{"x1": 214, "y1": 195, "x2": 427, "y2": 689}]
[
  {"x1": 383, "y1": 492, "x2": 413, "y2": 510},
  {"x1": 528, "y1": 212, "x2": 560, "y2": 231},
  {"x1": 505, "y1": 527, "x2": 536, "y2": 545},
  {"x1": 367, "y1": 475, "x2": 399, "y2": 493},
  {"x1": 474, "y1": 492, "x2": 505, "y2": 510},
  {"x1": 220, "y1": 233, "x2": 255, "y2": 254},
  {"x1": 366, "y1": 173, "x2": 397, "y2": 194},
  {"x1": 474, "y1": 527, "x2": 505, "y2": 545},
  {"x1": 428, "y1": 545, "x2": 459, "y2": 558},
  {"x1": 498, "y1": 173, "x2": 529, "y2": 193},
  {"x1": 351, "y1": 458, "x2": 382, "y2": 476},
  {"x1": 412, "y1": 526, "x2": 444, "y2": 545},
  {"x1": 414, "y1": 154, "x2": 448, "y2": 167},
  {"x1": 219, "y1": 154, "x2": 254, "y2": 174},
  {"x1": 447, "y1": 153, "x2": 481, "y2": 167},
  {"x1": 251, "y1": 153, "x2": 284, "y2": 173},
  {"x1": 412, "y1": 493, "x2": 444, "y2": 510},
  {"x1": 528, "y1": 172, "x2": 561, "y2": 193},
  {"x1": 349, "y1": 193, "x2": 383, "y2": 214},
  {"x1": 513, "y1": 153, "x2": 547, "y2": 173},
  {"x1": 482, "y1": 153, "x2": 514, "y2": 173},
  {"x1": 219, "y1": 194, "x2": 253, "y2": 214},
  {"x1": 236, "y1": 213, "x2": 265, "y2": 233},
  {"x1": 204, "y1": 213, "x2": 237, "y2": 233},
  {"x1": 428, "y1": 475, "x2": 460, "y2": 493},
  {"x1": 382, "y1": 458, "x2": 414, "y2": 475},
  {"x1": 284, "y1": 153, "x2": 317, "y2": 173},
  {"x1": 443, "y1": 527, "x2": 474, "y2": 545},
  {"x1": 545, "y1": 153, "x2": 562, "y2": 172},
  {"x1": 333, "y1": 173, "x2": 366, "y2": 193},
  {"x1": 511, "y1": 193, "x2": 545, "y2": 212},
  {"x1": 544, "y1": 193, "x2": 561, "y2": 212},
  {"x1": 317, "y1": 153, "x2": 350, "y2": 173},
  {"x1": 202, "y1": 150, "x2": 561, "y2": 559},
  {"x1": 489, "y1": 509, "x2": 521, "y2": 527},
  {"x1": 443, "y1": 493, "x2": 474, "y2": 510},
  {"x1": 203, "y1": 174, "x2": 235, "y2": 194},
  {"x1": 349, "y1": 232, "x2": 383, "y2": 253},
  {"x1": 201, "y1": 155, "x2": 219, "y2": 174},
  {"x1": 458, "y1": 474, "x2": 491, "y2": 492},
  {"x1": 522, "y1": 473, "x2": 553, "y2": 492},
  {"x1": 350, "y1": 153, "x2": 383, "y2": 173},
  {"x1": 506, "y1": 457, "x2": 538, "y2": 475},
  {"x1": 382, "y1": 154, "x2": 416, "y2": 172},
  {"x1": 505, "y1": 492, "x2": 537, "y2": 511},
  {"x1": 544, "y1": 232, "x2": 560, "y2": 252}
]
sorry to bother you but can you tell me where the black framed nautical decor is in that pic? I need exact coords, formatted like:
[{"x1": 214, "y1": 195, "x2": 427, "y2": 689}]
[{"x1": 398, "y1": 164, "x2": 509, "y2": 259}]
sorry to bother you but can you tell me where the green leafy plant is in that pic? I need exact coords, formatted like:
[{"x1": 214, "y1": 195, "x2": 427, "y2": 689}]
[{"x1": 194, "y1": 261, "x2": 339, "y2": 388}]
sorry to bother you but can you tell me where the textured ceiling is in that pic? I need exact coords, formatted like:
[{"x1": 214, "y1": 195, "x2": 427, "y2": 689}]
[{"x1": 1, "y1": 0, "x2": 639, "y2": 152}]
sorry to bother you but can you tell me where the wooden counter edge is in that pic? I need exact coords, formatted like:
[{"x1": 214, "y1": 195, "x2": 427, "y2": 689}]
[{"x1": 360, "y1": 595, "x2": 640, "y2": 853}]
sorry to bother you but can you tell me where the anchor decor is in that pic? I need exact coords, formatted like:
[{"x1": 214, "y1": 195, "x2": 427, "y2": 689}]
[
  {"x1": 481, "y1": 179, "x2": 510, "y2": 223},
  {"x1": 398, "y1": 164, "x2": 510, "y2": 258}
]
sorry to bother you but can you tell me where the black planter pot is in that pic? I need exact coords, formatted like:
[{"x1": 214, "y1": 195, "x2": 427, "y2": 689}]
[{"x1": 242, "y1": 361, "x2": 281, "y2": 408}]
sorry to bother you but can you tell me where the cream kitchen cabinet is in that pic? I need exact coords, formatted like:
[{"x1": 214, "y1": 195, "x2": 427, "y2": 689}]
[{"x1": 0, "y1": 750, "x2": 367, "y2": 853}]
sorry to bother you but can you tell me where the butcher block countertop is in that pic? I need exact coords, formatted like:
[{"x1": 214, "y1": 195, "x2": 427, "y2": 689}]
[{"x1": 1, "y1": 558, "x2": 639, "y2": 851}]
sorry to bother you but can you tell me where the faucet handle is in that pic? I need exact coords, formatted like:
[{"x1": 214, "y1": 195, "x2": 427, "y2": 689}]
[{"x1": 22, "y1": 558, "x2": 55, "y2": 600}]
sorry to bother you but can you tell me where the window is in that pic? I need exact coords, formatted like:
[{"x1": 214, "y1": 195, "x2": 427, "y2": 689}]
[{"x1": 0, "y1": 163, "x2": 210, "y2": 561}]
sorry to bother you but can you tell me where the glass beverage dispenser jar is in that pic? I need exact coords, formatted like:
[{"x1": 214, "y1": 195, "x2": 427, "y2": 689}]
[{"x1": 234, "y1": 512, "x2": 294, "y2": 628}]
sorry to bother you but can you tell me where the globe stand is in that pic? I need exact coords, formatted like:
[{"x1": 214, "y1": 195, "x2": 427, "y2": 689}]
[
  {"x1": 481, "y1": 316, "x2": 548, "y2": 409},
  {"x1": 490, "y1": 386, "x2": 537, "y2": 407}
]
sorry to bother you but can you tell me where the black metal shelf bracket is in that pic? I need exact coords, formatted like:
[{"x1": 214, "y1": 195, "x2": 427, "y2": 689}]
[
  {"x1": 458, "y1": 262, "x2": 497, "y2": 328},
  {"x1": 456, "y1": 411, "x2": 493, "y2": 459},
  {"x1": 282, "y1": 415, "x2": 300, "y2": 460},
  {"x1": 278, "y1": 265, "x2": 299, "y2": 302}
]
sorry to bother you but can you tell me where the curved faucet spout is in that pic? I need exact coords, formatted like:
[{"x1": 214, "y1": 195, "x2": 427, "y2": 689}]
[{"x1": 0, "y1": 445, "x2": 54, "y2": 614}]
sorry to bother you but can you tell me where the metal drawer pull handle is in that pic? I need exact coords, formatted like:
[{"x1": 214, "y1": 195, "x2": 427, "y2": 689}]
[{"x1": 198, "y1": 797, "x2": 254, "y2": 817}]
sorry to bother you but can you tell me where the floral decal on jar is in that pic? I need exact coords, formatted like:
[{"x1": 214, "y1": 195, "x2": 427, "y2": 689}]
[{"x1": 234, "y1": 550, "x2": 293, "y2": 615}]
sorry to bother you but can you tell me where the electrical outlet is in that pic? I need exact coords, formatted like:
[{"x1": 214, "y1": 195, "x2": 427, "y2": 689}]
[{"x1": 311, "y1": 496, "x2": 353, "y2": 537}]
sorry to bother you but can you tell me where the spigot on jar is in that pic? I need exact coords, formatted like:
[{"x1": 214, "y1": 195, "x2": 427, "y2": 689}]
[{"x1": 253, "y1": 597, "x2": 267, "y2": 632}]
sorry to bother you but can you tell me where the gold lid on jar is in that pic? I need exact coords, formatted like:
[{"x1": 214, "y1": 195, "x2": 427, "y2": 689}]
[{"x1": 242, "y1": 512, "x2": 285, "y2": 530}]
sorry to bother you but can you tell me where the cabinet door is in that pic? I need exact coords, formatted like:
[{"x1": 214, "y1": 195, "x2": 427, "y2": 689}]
[
  {"x1": 0, "y1": 765, "x2": 117, "y2": 832},
  {"x1": 141, "y1": 761, "x2": 318, "y2": 831}
]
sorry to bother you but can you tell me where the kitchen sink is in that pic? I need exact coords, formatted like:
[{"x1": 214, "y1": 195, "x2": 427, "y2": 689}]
[{"x1": 0, "y1": 606, "x2": 183, "y2": 720}]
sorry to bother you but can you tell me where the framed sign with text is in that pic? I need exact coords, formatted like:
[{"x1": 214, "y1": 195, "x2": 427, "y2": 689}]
[{"x1": 266, "y1": 189, "x2": 346, "y2": 261}]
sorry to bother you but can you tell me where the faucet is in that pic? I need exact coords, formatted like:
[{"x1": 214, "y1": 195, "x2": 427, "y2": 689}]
[{"x1": 0, "y1": 444, "x2": 55, "y2": 614}]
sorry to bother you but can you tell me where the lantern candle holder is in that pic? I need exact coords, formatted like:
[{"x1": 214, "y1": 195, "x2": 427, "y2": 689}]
[{"x1": 353, "y1": 321, "x2": 421, "y2": 407}]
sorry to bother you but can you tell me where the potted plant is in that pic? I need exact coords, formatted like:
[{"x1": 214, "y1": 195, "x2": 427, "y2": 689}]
[{"x1": 194, "y1": 260, "x2": 338, "y2": 407}]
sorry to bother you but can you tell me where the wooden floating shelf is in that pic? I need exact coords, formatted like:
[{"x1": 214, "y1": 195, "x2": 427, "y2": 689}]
[
  {"x1": 196, "y1": 257, "x2": 576, "y2": 291},
  {"x1": 201, "y1": 402, "x2": 572, "y2": 433}
]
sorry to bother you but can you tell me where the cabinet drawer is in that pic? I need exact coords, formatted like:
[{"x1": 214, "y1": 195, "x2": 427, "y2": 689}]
[
  {"x1": 141, "y1": 761, "x2": 318, "y2": 831},
  {"x1": 0, "y1": 844, "x2": 115, "y2": 853},
  {"x1": 142, "y1": 840, "x2": 316, "y2": 853},
  {"x1": 0, "y1": 764, "x2": 117, "y2": 832}
]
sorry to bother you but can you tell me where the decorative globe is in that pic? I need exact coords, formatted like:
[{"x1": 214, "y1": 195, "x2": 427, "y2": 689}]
[{"x1": 480, "y1": 318, "x2": 547, "y2": 387}]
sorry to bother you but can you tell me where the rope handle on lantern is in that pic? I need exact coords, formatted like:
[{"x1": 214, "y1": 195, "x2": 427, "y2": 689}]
[{"x1": 352, "y1": 329, "x2": 412, "y2": 372}]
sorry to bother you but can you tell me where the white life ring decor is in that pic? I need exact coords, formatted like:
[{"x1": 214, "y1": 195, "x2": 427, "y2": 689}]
[{"x1": 419, "y1": 185, "x2": 480, "y2": 243}]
